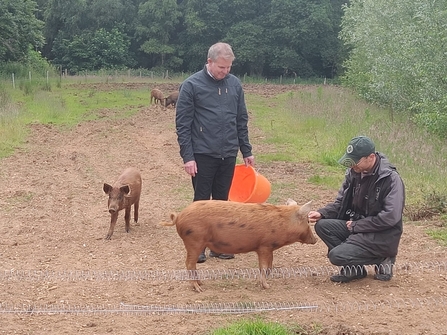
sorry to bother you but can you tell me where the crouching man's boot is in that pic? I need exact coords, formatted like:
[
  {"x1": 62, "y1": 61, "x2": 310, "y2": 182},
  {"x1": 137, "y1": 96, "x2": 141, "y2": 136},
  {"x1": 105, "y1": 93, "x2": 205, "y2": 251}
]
[
  {"x1": 330, "y1": 265, "x2": 367, "y2": 283},
  {"x1": 374, "y1": 256, "x2": 396, "y2": 281},
  {"x1": 197, "y1": 249, "x2": 207, "y2": 263}
]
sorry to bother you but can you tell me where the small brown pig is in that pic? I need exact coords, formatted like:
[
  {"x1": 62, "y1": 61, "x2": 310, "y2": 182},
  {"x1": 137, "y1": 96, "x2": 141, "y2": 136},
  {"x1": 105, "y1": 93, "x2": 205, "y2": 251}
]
[
  {"x1": 161, "y1": 200, "x2": 316, "y2": 292},
  {"x1": 103, "y1": 167, "x2": 142, "y2": 240},
  {"x1": 164, "y1": 91, "x2": 179, "y2": 108},
  {"x1": 150, "y1": 88, "x2": 164, "y2": 105}
]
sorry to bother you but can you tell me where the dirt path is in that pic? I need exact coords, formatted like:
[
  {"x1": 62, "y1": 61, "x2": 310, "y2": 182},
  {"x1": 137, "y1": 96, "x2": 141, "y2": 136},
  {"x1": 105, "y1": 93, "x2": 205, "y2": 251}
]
[{"x1": 0, "y1": 83, "x2": 446, "y2": 334}]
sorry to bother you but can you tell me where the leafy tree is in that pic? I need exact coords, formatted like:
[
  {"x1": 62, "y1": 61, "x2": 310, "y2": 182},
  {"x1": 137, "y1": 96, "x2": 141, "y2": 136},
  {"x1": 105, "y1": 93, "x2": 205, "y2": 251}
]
[
  {"x1": 42, "y1": 0, "x2": 87, "y2": 58},
  {"x1": 265, "y1": 0, "x2": 344, "y2": 78},
  {"x1": 340, "y1": 0, "x2": 447, "y2": 136},
  {"x1": 35, "y1": 0, "x2": 347, "y2": 78},
  {"x1": 136, "y1": 0, "x2": 181, "y2": 68},
  {"x1": 225, "y1": 22, "x2": 267, "y2": 76},
  {"x1": 52, "y1": 28, "x2": 134, "y2": 72},
  {"x1": 178, "y1": 0, "x2": 230, "y2": 72},
  {"x1": 0, "y1": 0, "x2": 44, "y2": 62}
]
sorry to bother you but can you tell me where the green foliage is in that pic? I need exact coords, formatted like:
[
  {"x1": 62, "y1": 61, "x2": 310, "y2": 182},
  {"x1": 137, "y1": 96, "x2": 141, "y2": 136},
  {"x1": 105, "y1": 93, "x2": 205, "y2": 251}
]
[
  {"x1": 426, "y1": 229, "x2": 447, "y2": 246},
  {"x1": 136, "y1": 0, "x2": 181, "y2": 67},
  {"x1": 52, "y1": 28, "x2": 134, "y2": 73},
  {"x1": 406, "y1": 191, "x2": 447, "y2": 221},
  {"x1": 247, "y1": 85, "x2": 447, "y2": 216},
  {"x1": 39, "y1": 0, "x2": 346, "y2": 78},
  {"x1": 0, "y1": 49, "x2": 56, "y2": 81},
  {"x1": 410, "y1": 95, "x2": 447, "y2": 137},
  {"x1": 0, "y1": 86, "x2": 27, "y2": 158},
  {"x1": 208, "y1": 318, "x2": 322, "y2": 335},
  {"x1": 225, "y1": 22, "x2": 267, "y2": 76},
  {"x1": 340, "y1": 0, "x2": 447, "y2": 137},
  {"x1": 0, "y1": 0, "x2": 44, "y2": 62}
]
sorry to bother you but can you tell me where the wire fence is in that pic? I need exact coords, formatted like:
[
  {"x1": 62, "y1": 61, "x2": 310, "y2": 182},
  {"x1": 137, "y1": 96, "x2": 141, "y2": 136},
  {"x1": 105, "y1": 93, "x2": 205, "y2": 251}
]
[
  {"x1": 1, "y1": 261, "x2": 446, "y2": 316},
  {"x1": 0, "y1": 297, "x2": 446, "y2": 316},
  {"x1": 1, "y1": 261, "x2": 446, "y2": 283}
]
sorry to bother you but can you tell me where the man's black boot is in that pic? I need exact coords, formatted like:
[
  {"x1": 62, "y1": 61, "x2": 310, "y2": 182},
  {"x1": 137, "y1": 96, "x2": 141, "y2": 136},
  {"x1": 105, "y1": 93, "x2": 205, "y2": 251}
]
[
  {"x1": 197, "y1": 250, "x2": 207, "y2": 263},
  {"x1": 374, "y1": 256, "x2": 395, "y2": 281},
  {"x1": 330, "y1": 265, "x2": 367, "y2": 283},
  {"x1": 209, "y1": 250, "x2": 235, "y2": 259}
]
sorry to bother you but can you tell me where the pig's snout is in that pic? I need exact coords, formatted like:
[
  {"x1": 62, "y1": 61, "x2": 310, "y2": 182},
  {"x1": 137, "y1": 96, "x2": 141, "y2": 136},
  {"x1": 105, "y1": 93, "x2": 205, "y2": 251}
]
[
  {"x1": 307, "y1": 230, "x2": 318, "y2": 244},
  {"x1": 108, "y1": 204, "x2": 119, "y2": 214}
]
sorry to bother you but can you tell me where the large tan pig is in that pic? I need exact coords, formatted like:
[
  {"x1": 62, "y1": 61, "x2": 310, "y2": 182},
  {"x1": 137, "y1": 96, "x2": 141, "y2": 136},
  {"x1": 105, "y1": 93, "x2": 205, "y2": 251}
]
[
  {"x1": 161, "y1": 200, "x2": 316, "y2": 292},
  {"x1": 103, "y1": 167, "x2": 142, "y2": 240}
]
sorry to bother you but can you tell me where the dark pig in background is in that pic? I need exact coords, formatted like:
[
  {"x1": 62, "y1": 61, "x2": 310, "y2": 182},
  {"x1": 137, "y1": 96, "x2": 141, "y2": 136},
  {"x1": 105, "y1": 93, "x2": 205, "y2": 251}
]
[
  {"x1": 161, "y1": 200, "x2": 316, "y2": 292},
  {"x1": 103, "y1": 167, "x2": 142, "y2": 240},
  {"x1": 164, "y1": 91, "x2": 179, "y2": 108}
]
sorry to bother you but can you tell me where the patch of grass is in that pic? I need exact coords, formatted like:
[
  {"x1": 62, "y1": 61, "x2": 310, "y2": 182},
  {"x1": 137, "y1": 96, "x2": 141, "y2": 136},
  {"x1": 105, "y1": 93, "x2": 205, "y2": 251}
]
[
  {"x1": 0, "y1": 87, "x2": 28, "y2": 157},
  {"x1": 6, "y1": 79, "x2": 149, "y2": 127},
  {"x1": 0, "y1": 79, "x2": 152, "y2": 155},
  {"x1": 208, "y1": 318, "x2": 323, "y2": 335},
  {"x1": 426, "y1": 228, "x2": 447, "y2": 246},
  {"x1": 308, "y1": 174, "x2": 340, "y2": 189}
]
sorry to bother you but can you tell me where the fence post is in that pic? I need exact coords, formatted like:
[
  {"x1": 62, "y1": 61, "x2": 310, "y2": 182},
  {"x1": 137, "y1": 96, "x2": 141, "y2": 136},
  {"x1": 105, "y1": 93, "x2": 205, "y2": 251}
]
[
  {"x1": 29, "y1": 71, "x2": 32, "y2": 82},
  {"x1": 12, "y1": 73, "x2": 15, "y2": 89}
]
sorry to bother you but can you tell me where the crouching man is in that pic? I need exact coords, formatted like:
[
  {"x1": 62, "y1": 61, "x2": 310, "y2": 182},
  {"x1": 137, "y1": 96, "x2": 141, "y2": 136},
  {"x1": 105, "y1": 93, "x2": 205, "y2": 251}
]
[{"x1": 308, "y1": 136, "x2": 405, "y2": 283}]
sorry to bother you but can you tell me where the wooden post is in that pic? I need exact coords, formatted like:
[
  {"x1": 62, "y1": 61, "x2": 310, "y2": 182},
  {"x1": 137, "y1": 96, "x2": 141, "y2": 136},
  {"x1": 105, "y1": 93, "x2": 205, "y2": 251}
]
[{"x1": 12, "y1": 73, "x2": 15, "y2": 89}]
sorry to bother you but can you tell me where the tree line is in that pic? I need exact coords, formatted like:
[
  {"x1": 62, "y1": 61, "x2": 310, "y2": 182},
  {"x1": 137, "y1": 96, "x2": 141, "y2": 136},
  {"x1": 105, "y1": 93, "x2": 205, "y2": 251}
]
[
  {"x1": 1, "y1": 0, "x2": 347, "y2": 79},
  {"x1": 2, "y1": 0, "x2": 447, "y2": 137}
]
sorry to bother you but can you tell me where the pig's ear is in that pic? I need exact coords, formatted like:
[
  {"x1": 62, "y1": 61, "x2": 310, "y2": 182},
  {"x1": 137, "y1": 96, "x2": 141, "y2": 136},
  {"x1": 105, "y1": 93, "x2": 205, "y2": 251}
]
[
  {"x1": 298, "y1": 201, "x2": 312, "y2": 215},
  {"x1": 120, "y1": 185, "x2": 131, "y2": 196},
  {"x1": 286, "y1": 198, "x2": 297, "y2": 206},
  {"x1": 103, "y1": 183, "x2": 112, "y2": 194}
]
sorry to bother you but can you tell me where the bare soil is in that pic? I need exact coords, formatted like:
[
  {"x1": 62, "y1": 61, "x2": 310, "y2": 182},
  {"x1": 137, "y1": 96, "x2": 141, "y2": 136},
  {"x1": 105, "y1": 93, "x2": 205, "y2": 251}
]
[{"x1": 1, "y1": 83, "x2": 447, "y2": 335}]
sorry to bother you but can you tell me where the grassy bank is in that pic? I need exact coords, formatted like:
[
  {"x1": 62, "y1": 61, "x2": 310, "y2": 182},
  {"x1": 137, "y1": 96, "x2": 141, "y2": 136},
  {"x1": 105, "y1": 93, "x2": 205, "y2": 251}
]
[{"x1": 247, "y1": 86, "x2": 447, "y2": 220}]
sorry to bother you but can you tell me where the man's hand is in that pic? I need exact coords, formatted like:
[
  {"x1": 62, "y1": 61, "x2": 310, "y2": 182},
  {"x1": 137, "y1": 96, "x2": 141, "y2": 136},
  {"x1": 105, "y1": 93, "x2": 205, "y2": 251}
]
[
  {"x1": 243, "y1": 156, "x2": 255, "y2": 167},
  {"x1": 184, "y1": 160, "x2": 197, "y2": 177},
  {"x1": 307, "y1": 211, "x2": 321, "y2": 224},
  {"x1": 346, "y1": 220, "x2": 353, "y2": 231}
]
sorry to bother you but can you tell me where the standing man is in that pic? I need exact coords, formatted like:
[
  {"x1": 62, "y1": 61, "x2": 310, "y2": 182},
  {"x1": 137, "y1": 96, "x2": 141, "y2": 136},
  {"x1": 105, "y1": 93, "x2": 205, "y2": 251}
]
[
  {"x1": 308, "y1": 136, "x2": 405, "y2": 283},
  {"x1": 175, "y1": 42, "x2": 255, "y2": 263}
]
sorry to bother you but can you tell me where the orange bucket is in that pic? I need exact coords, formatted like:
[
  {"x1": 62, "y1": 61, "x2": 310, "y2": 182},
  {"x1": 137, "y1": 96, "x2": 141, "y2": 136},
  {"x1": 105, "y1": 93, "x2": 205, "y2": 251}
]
[{"x1": 229, "y1": 164, "x2": 271, "y2": 203}]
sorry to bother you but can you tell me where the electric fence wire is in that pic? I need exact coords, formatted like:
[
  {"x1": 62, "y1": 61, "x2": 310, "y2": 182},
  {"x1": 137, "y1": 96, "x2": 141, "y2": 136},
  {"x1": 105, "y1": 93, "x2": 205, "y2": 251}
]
[
  {"x1": 1, "y1": 262, "x2": 447, "y2": 316},
  {"x1": 0, "y1": 296, "x2": 446, "y2": 316},
  {"x1": 1, "y1": 261, "x2": 446, "y2": 282}
]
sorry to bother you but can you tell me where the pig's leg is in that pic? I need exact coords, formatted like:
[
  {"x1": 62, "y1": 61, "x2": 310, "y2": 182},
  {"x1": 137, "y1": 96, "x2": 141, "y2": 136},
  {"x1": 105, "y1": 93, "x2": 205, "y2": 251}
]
[
  {"x1": 106, "y1": 212, "x2": 119, "y2": 240},
  {"x1": 124, "y1": 206, "x2": 131, "y2": 233},
  {"x1": 133, "y1": 200, "x2": 139, "y2": 223},
  {"x1": 257, "y1": 248, "x2": 274, "y2": 289},
  {"x1": 185, "y1": 247, "x2": 203, "y2": 292}
]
